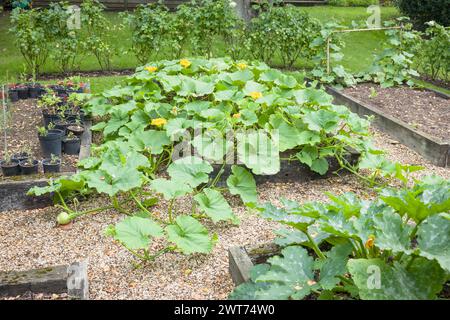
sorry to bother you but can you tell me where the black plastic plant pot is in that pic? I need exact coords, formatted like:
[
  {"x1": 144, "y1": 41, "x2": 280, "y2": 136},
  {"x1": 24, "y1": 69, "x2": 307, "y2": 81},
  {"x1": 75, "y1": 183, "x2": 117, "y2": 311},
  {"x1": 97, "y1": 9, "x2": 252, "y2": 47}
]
[
  {"x1": 0, "y1": 159, "x2": 20, "y2": 177},
  {"x1": 63, "y1": 137, "x2": 81, "y2": 155},
  {"x1": 29, "y1": 85, "x2": 42, "y2": 99},
  {"x1": 48, "y1": 128, "x2": 64, "y2": 137},
  {"x1": 19, "y1": 159, "x2": 39, "y2": 175},
  {"x1": 39, "y1": 133, "x2": 62, "y2": 158},
  {"x1": 42, "y1": 110, "x2": 61, "y2": 127},
  {"x1": 11, "y1": 152, "x2": 30, "y2": 163},
  {"x1": 64, "y1": 111, "x2": 78, "y2": 122},
  {"x1": 55, "y1": 121, "x2": 73, "y2": 136},
  {"x1": 16, "y1": 87, "x2": 29, "y2": 100},
  {"x1": 42, "y1": 159, "x2": 61, "y2": 173},
  {"x1": 67, "y1": 124, "x2": 85, "y2": 137},
  {"x1": 8, "y1": 89, "x2": 19, "y2": 102}
]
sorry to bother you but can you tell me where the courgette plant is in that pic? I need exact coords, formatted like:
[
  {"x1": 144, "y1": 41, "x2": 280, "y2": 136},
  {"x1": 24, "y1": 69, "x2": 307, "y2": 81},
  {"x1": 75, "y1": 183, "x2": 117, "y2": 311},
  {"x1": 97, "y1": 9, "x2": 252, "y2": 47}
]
[
  {"x1": 230, "y1": 175, "x2": 450, "y2": 300},
  {"x1": 29, "y1": 58, "x2": 418, "y2": 262}
]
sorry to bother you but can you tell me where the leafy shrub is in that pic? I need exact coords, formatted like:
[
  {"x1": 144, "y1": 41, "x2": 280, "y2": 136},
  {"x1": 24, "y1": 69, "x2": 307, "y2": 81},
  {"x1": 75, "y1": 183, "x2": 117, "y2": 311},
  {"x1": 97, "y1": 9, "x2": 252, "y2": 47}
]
[
  {"x1": 395, "y1": 0, "x2": 450, "y2": 30},
  {"x1": 416, "y1": 21, "x2": 450, "y2": 81},
  {"x1": 80, "y1": 0, "x2": 115, "y2": 71},
  {"x1": 9, "y1": 8, "x2": 50, "y2": 76},
  {"x1": 45, "y1": 1, "x2": 82, "y2": 73},
  {"x1": 121, "y1": 4, "x2": 171, "y2": 64},
  {"x1": 247, "y1": 4, "x2": 321, "y2": 68},
  {"x1": 231, "y1": 175, "x2": 450, "y2": 300},
  {"x1": 188, "y1": 0, "x2": 239, "y2": 57}
]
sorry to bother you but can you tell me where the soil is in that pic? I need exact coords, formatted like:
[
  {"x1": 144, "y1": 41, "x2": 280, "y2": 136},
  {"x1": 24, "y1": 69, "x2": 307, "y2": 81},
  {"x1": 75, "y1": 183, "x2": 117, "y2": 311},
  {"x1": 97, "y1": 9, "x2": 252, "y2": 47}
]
[
  {"x1": 0, "y1": 99, "x2": 79, "y2": 176},
  {"x1": 343, "y1": 84, "x2": 450, "y2": 142},
  {"x1": 37, "y1": 69, "x2": 135, "y2": 81},
  {"x1": 0, "y1": 291, "x2": 69, "y2": 300}
]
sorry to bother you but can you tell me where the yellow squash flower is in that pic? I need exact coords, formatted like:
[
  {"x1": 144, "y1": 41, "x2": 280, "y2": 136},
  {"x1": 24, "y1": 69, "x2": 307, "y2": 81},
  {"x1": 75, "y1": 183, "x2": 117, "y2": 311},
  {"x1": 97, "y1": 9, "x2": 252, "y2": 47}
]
[
  {"x1": 180, "y1": 59, "x2": 191, "y2": 68},
  {"x1": 151, "y1": 118, "x2": 167, "y2": 127},
  {"x1": 145, "y1": 66, "x2": 158, "y2": 73},
  {"x1": 365, "y1": 235, "x2": 375, "y2": 249},
  {"x1": 249, "y1": 91, "x2": 263, "y2": 100},
  {"x1": 232, "y1": 113, "x2": 241, "y2": 119},
  {"x1": 237, "y1": 62, "x2": 247, "y2": 70}
]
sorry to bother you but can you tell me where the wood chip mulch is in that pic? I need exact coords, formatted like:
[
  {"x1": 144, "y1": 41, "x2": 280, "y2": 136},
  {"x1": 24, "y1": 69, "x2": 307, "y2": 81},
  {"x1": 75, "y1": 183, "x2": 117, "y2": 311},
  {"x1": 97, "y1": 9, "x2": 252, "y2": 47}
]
[{"x1": 343, "y1": 83, "x2": 450, "y2": 142}]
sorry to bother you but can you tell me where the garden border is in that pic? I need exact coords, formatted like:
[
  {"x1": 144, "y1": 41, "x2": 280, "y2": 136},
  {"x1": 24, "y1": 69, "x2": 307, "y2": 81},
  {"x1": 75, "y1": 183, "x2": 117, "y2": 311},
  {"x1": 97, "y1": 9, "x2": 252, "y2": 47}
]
[
  {"x1": 0, "y1": 260, "x2": 89, "y2": 300},
  {"x1": 0, "y1": 121, "x2": 92, "y2": 212},
  {"x1": 229, "y1": 243, "x2": 280, "y2": 286},
  {"x1": 325, "y1": 86, "x2": 450, "y2": 167}
]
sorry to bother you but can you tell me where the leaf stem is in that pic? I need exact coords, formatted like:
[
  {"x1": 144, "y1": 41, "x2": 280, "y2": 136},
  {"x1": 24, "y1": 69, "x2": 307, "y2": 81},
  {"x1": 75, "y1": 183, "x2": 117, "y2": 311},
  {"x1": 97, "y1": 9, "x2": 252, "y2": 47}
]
[{"x1": 304, "y1": 231, "x2": 326, "y2": 260}]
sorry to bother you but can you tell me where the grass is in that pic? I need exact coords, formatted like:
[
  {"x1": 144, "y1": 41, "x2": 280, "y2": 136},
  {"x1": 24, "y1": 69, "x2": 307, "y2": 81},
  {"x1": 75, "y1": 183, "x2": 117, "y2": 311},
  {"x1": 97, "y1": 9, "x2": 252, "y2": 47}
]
[{"x1": 0, "y1": 6, "x2": 447, "y2": 94}]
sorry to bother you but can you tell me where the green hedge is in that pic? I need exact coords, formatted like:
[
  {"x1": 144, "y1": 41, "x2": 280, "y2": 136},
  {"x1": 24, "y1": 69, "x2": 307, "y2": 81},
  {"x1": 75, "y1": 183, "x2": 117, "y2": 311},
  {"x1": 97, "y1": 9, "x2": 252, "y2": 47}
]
[{"x1": 395, "y1": 0, "x2": 449, "y2": 29}]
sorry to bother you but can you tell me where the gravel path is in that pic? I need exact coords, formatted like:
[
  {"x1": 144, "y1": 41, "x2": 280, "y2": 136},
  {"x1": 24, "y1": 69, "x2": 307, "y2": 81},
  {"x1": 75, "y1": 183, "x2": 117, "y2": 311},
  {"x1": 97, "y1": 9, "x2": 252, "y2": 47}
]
[{"x1": 0, "y1": 129, "x2": 449, "y2": 300}]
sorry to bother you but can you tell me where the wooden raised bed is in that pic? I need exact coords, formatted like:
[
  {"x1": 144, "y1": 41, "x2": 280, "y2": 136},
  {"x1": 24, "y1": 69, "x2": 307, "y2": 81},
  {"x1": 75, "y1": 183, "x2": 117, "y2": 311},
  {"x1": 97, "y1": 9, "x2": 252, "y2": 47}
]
[
  {"x1": 326, "y1": 86, "x2": 450, "y2": 167},
  {"x1": 0, "y1": 121, "x2": 92, "y2": 212},
  {"x1": 0, "y1": 261, "x2": 89, "y2": 300},
  {"x1": 229, "y1": 243, "x2": 281, "y2": 286}
]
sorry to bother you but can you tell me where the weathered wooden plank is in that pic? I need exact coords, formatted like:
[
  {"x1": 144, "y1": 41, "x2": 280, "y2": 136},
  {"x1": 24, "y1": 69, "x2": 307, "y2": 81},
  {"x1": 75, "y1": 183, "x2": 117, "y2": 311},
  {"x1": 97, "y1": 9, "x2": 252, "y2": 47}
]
[{"x1": 0, "y1": 261, "x2": 89, "y2": 300}]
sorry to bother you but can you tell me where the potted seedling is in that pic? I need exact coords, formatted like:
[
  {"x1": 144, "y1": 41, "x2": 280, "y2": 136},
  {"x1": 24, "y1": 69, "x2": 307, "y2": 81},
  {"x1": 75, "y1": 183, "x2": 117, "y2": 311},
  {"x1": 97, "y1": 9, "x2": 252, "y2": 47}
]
[
  {"x1": 8, "y1": 84, "x2": 19, "y2": 102},
  {"x1": 0, "y1": 152, "x2": 20, "y2": 177},
  {"x1": 54, "y1": 112, "x2": 73, "y2": 135},
  {"x1": 11, "y1": 144, "x2": 32, "y2": 162},
  {"x1": 16, "y1": 83, "x2": 29, "y2": 100},
  {"x1": 39, "y1": 92, "x2": 62, "y2": 127},
  {"x1": 67, "y1": 119, "x2": 85, "y2": 137},
  {"x1": 47, "y1": 122, "x2": 64, "y2": 137},
  {"x1": 67, "y1": 93, "x2": 87, "y2": 122},
  {"x1": 28, "y1": 82, "x2": 43, "y2": 99},
  {"x1": 19, "y1": 153, "x2": 39, "y2": 175},
  {"x1": 63, "y1": 131, "x2": 81, "y2": 155},
  {"x1": 42, "y1": 153, "x2": 61, "y2": 173},
  {"x1": 37, "y1": 125, "x2": 62, "y2": 158}
]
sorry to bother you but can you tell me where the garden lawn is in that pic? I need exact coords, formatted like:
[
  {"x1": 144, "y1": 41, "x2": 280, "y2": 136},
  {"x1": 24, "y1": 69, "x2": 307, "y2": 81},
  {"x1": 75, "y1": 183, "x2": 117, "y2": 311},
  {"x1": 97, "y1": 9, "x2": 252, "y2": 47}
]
[
  {"x1": 1, "y1": 7, "x2": 399, "y2": 80},
  {"x1": 2, "y1": 6, "x2": 447, "y2": 94}
]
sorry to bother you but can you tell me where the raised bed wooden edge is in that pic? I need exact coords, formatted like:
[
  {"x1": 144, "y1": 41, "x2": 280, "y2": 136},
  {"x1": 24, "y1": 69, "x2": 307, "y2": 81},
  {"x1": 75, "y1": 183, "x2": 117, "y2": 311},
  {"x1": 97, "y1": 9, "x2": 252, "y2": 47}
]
[
  {"x1": 229, "y1": 243, "x2": 281, "y2": 286},
  {"x1": 0, "y1": 261, "x2": 89, "y2": 300},
  {"x1": 326, "y1": 86, "x2": 450, "y2": 167},
  {"x1": 0, "y1": 121, "x2": 92, "y2": 212}
]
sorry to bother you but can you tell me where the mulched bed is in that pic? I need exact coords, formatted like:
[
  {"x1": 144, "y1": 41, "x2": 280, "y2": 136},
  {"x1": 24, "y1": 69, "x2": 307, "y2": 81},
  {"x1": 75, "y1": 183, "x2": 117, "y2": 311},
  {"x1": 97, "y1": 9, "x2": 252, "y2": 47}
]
[
  {"x1": 0, "y1": 291, "x2": 69, "y2": 300},
  {"x1": 38, "y1": 69, "x2": 135, "y2": 81},
  {"x1": 0, "y1": 128, "x2": 448, "y2": 300},
  {"x1": 0, "y1": 99, "x2": 78, "y2": 176},
  {"x1": 343, "y1": 83, "x2": 450, "y2": 143}
]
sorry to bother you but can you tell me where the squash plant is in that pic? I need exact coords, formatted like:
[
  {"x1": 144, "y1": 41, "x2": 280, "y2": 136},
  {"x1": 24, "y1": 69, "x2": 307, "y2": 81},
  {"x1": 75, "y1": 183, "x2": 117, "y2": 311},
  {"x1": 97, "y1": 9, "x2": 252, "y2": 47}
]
[
  {"x1": 29, "y1": 58, "x2": 415, "y2": 262},
  {"x1": 230, "y1": 175, "x2": 450, "y2": 300}
]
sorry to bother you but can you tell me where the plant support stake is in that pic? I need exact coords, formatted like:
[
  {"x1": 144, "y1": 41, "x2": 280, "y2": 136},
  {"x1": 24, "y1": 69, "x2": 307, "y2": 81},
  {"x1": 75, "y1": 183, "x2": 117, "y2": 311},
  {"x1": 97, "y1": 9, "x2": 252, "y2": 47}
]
[{"x1": 2, "y1": 85, "x2": 7, "y2": 157}]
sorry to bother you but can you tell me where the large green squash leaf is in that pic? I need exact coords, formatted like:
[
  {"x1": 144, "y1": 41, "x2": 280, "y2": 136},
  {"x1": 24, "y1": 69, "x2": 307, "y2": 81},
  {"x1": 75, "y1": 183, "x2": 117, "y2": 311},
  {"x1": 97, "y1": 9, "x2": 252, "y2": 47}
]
[
  {"x1": 166, "y1": 215, "x2": 215, "y2": 254},
  {"x1": 255, "y1": 246, "x2": 316, "y2": 300},
  {"x1": 114, "y1": 216, "x2": 164, "y2": 250},
  {"x1": 150, "y1": 178, "x2": 192, "y2": 200},
  {"x1": 347, "y1": 258, "x2": 446, "y2": 300},
  {"x1": 194, "y1": 188, "x2": 238, "y2": 223},
  {"x1": 236, "y1": 130, "x2": 280, "y2": 175},
  {"x1": 167, "y1": 156, "x2": 213, "y2": 188},
  {"x1": 226, "y1": 165, "x2": 257, "y2": 204},
  {"x1": 319, "y1": 243, "x2": 353, "y2": 290},
  {"x1": 417, "y1": 215, "x2": 450, "y2": 272}
]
